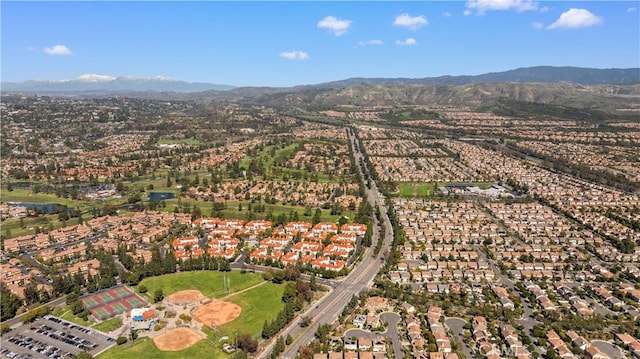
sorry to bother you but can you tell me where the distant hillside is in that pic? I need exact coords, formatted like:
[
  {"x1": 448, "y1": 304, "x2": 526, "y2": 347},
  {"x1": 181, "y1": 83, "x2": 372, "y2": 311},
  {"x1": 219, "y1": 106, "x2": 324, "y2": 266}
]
[
  {"x1": 314, "y1": 66, "x2": 640, "y2": 88},
  {"x1": 2, "y1": 66, "x2": 638, "y2": 95},
  {"x1": 1, "y1": 75, "x2": 235, "y2": 93},
  {"x1": 246, "y1": 82, "x2": 640, "y2": 114}
]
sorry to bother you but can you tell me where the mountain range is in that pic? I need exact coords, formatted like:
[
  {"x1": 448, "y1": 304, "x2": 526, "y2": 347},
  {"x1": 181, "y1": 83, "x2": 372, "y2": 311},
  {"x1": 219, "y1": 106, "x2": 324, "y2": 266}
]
[
  {"x1": 2, "y1": 66, "x2": 639, "y2": 94},
  {"x1": 1, "y1": 75, "x2": 235, "y2": 93}
]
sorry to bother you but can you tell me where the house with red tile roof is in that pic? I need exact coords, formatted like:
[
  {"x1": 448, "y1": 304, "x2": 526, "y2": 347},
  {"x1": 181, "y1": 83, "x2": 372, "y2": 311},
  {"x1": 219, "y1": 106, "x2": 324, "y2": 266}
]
[
  {"x1": 323, "y1": 243, "x2": 354, "y2": 259},
  {"x1": 341, "y1": 223, "x2": 367, "y2": 236},
  {"x1": 284, "y1": 221, "x2": 312, "y2": 233},
  {"x1": 312, "y1": 222, "x2": 338, "y2": 234},
  {"x1": 291, "y1": 241, "x2": 323, "y2": 256},
  {"x1": 312, "y1": 257, "x2": 346, "y2": 271},
  {"x1": 173, "y1": 236, "x2": 200, "y2": 250},
  {"x1": 250, "y1": 248, "x2": 283, "y2": 261}
]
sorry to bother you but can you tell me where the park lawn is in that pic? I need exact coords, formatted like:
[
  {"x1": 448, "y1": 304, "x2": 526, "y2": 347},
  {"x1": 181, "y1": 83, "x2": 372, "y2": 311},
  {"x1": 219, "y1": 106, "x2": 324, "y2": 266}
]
[
  {"x1": 274, "y1": 143, "x2": 298, "y2": 163},
  {"x1": 138, "y1": 271, "x2": 265, "y2": 299},
  {"x1": 51, "y1": 306, "x2": 94, "y2": 327},
  {"x1": 218, "y1": 201, "x2": 356, "y2": 223},
  {"x1": 396, "y1": 183, "x2": 434, "y2": 198},
  {"x1": 92, "y1": 317, "x2": 123, "y2": 333},
  {"x1": 439, "y1": 182, "x2": 495, "y2": 189},
  {"x1": 96, "y1": 336, "x2": 230, "y2": 359},
  {"x1": 397, "y1": 183, "x2": 416, "y2": 197},
  {"x1": 415, "y1": 183, "x2": 434, "y2": 197},
  {"x1": 0, "y1": 188, "x2": 88, "y2": 207},
  {"x1": 220, "y1": 281, "x2": 285, "y2": 339}
]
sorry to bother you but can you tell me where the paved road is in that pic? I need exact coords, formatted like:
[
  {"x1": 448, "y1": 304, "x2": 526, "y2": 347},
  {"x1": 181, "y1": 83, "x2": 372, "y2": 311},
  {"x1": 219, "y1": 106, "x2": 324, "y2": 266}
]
[
  {"x1": 342, "y1": 312, "x2": 402, "y2": 359},
  {"x1": 445, "y1": 317, "x2": 474, "y2": 359},
  {"x1": 592, "y1": 340, "x2": 624, "y2": 359},
  {"x1": 379, "y1": 312, "x2": 402, "y2": 359},
  {"x1": 258, "y1": 127, "x2": 395, "y2": 359},
  {"x1": 1, "y1": 296, "x2": 67, "y2": 328}
]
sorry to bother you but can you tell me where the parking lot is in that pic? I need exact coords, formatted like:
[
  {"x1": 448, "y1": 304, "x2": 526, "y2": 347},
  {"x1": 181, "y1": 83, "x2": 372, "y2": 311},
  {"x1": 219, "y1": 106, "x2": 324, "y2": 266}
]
[{"x1": 1, "y1": 316, "x2": 115, "y2": 359}]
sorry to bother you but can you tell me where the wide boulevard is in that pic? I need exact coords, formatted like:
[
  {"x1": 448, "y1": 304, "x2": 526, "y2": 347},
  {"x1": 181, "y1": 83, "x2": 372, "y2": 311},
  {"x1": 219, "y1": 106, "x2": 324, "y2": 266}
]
[{"x1": 258, "y1": 127, "x2": 395, "y2": 359}]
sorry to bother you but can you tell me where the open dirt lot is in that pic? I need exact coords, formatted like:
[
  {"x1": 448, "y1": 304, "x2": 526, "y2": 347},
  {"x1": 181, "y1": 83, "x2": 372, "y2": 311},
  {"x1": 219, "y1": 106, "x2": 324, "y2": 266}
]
[
  {"x1": 153, "y1": 327, "x2": 205, "y2": 351},
  {"x1": 192, "y1": 300, "x2": 242, "y2": 327},
  {"x1": 165, "y1": 290, "x2": 207, "y2": 305}
]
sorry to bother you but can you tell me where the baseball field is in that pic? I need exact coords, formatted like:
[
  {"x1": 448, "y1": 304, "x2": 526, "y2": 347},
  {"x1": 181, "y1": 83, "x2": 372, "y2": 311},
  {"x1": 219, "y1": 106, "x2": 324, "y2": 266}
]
[{"x1": 96, "y1": 271, "x2": 285, "y2": 359}]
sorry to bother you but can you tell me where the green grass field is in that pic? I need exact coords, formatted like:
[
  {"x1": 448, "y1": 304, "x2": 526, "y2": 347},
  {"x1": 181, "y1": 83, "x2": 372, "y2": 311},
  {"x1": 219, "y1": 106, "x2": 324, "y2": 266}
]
[
  {"x1": 97, "y1": 336, "x2": 230, "y2": 359},
  {"x1": 51, "y1": 307, "x2": 94, "y2": 327},
  {"x1": 0, "y1": 188, "x2": 88, "y2": 207},
  {"x1": 98, "y1": 272, "x2": 287, "y2": 359},
  {"x1": 92, "y1": 317, "x2": 123, "y2": 333},
  {"x1": 217, "y1": 281, "x2": 284, "y2": 338},
  {"x1": 138, "y1": 271, "x2": 264, "y2": 299},
  {"x1": 439, "y1": 182, "x2": 495, "y2": 189},
  {"x1": 397, "y1": 183, "x2": 434, "y2": 198}
]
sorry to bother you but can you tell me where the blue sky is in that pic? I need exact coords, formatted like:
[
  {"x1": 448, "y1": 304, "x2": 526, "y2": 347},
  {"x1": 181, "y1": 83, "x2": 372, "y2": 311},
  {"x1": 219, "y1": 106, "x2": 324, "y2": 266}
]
[{"x1": 2, "y1": 1, "x2": 639, "y2": 87}]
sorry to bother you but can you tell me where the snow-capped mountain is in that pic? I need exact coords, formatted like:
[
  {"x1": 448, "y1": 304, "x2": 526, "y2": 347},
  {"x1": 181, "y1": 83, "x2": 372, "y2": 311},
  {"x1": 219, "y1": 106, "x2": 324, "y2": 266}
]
[{"x1": 1, "y1": 74, "x2": 235, "y2": 93}]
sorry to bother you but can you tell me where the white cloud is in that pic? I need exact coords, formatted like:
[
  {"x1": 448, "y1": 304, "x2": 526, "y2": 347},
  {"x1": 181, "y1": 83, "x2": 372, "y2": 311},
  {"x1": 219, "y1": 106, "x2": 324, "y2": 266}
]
[
  {"x1": 43, "y1": 44, "x2": 72, "y2": 56},
  {"x1": 394, "y1": 13, "x2": 428, "y2": 30},
  {"x1": 279, "y1": 51, "x2": 309, "y2": 60},
  {"x1": 442, "y1": 12, "x2": 452, "y2": 17},
  {"x1": 317, "y1": 16, "x2": 352, "y2": 36},
  {"x1": 395, "y1": 38, "x2": 417, "y2": 46},
  {"x1": 465, "y1": 0, "x2": 538, "y2": 15},
  {"x1": 627, "y1": 7, "x2": 637, "y2": 13},
  {"x1": 464, "y1": 9, "x2": 473, "y2": 16},
  {"x1": 532, "y1": 22, "x2": 544, "y2": 29},
  {"x1": 547, "y1": 8, "x2": 603, "y2": 29},
  {"x1": 357, "y1": 40, "x2": 384, "y2": 46}
]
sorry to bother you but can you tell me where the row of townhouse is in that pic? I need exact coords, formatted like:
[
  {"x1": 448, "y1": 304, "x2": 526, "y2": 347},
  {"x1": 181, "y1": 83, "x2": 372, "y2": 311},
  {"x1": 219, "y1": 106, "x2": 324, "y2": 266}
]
[
  {"x1": 247, "y1": 222, "x2": 366, "y2": 271},
  {"x1": 400, "y1": 260, "x2": 490, "y2": 271},
  {"x1": 313, "y1": 351, "x2": 387, "y2": 359},
  {"x1": 471, "y1": 316, "x2": 501, "y2": 358},
  {"x1": 194, "y1": 217, "x2": 366, "y2": 238},
  {"x1": 615, "y1": 333, "x2": 640, "y2": 359},
  {"x1": 526, "y1": 283, "x2": 557, "y2": 312},
  {"x1": 491, "y1": 285, "x2": 515, "y2": 309},
  {"x1": 566, "y1": 331, "x2": 610, "y2": 359},
  {"x1": 343, "y1": 336, "x2": 387, "y2": 353},
  {"x1": 39, "y1": 242, "x2": 87, "y2": 262},
  {"x1": 389, "y1": 269, "x2": 496, "y2": 284},
  {"x1": 425, "y1": 306, "x2": 452, "y2": 354},
  {"x1": 4, "y1": 233, "x2": 53, "y2": 252},
  {"x1": 546, "y1": 330, "x2": 578, "y2": 359},
  {"x1": 0, "y1": 262, "x2": 30, "y2": 287},
  {"x1": 498, "y1": 324, "x2": 531, "y2": 359}
]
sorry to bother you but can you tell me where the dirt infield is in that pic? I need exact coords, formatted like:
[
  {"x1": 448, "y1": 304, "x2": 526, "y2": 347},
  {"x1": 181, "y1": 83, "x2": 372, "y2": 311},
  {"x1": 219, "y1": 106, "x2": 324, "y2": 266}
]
[
  {"x1": 153, "y1": 327, "x2": 204, "y2": 351},
  {"x1": 165, "y1": 290, "x2": 206, "y2": 305},
  {"x1": 192, "y1": 300, "x2": 242, "y2": 327}
]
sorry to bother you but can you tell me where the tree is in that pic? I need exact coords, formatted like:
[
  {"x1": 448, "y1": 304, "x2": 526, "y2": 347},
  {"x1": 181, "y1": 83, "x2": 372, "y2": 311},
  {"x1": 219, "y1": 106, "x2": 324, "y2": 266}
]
[
  {"x1": 236, "y1": 333, "x2": 258, "y2": 352},
  {"x1": 1, "y1": 283, "x2": 22, "y2": 321},
  {"x1": 283, "y1": 266, "x2": 300, "y2": 281},
  {"x1": 312, "y1": 209, "x2": 322, "y2": 225},
  {"x1": 71, "y1": 351, "x2": 93, "y2": 359},
  {"x1": 138, "y1": 284, "x2": 148, "y2": 294},
  {"x1": 23, "y1": 280, "x2": 41, "y2": 306},
  {"x1": 154, "y1": 289, "x2": 164, "y2": 303}
]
